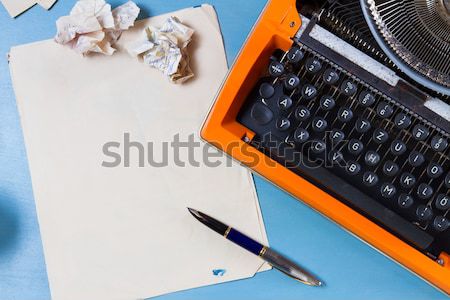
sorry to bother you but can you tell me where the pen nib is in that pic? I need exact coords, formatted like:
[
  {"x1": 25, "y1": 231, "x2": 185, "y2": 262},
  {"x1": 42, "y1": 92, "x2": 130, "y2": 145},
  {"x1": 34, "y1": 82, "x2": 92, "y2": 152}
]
[
  {"x1": 187, "y1": 207, "x2": 201, "y2": 219},
  {"x1": 187, "y1": 207, "x2": 230, "y2": 236}
]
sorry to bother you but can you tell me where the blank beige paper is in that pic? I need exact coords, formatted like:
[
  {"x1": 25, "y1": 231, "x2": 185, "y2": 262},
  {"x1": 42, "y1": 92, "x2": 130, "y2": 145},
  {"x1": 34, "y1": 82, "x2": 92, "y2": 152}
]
[{"x1": 9, "y1": 5, "x2": 269, "y2": 300}]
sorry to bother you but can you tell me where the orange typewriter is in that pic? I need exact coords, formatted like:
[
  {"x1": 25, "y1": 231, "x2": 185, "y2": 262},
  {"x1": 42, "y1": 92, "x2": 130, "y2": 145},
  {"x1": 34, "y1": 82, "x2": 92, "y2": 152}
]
[{"x1": 201, "y1": 0, "x2": 450, "y2": 294}]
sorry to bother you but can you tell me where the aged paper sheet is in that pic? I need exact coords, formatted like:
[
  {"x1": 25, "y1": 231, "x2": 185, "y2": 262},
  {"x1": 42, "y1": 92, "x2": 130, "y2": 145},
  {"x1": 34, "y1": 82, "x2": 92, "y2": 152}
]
[{"x1": 10, "y1": 5, "x2": 269, "y2": 300}]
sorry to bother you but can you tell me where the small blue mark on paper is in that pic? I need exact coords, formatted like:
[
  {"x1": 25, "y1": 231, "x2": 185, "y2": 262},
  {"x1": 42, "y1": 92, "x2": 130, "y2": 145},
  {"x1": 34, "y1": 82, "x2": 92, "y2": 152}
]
[{"x1": 212, "y1": 269, "x2": 226, "y2": 276}]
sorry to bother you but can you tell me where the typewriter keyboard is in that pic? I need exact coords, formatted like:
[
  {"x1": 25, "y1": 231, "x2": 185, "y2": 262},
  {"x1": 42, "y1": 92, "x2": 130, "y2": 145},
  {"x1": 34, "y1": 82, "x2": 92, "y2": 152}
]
[{"x1": 238, "y1": 45, "x2": 450, "y2": 258}]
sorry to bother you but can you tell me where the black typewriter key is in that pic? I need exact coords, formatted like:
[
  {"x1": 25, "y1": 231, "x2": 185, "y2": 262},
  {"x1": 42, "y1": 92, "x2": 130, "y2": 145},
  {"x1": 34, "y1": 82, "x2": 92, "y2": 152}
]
[
  {"x1": 348, "y1": 139, "x2": 364, "y2": 155},
  {"x1": 312, "y1": 117, "x2": 328, "y2": 133},
  {"x1": 412, "y1": 124, "x2": 429, "y2": 141},
  {"x1": 400, "y1": 173, "x2": 416, "y2": 189},
  {"x1": 295, "y1": 106, "x2": 310, "y2": 121},
  {"x1": 427, "y1": 162, "x2": 443, "y2": 179},
  {"x1": 358, "y1": 91, "x2": 375, "y2": 107},
  {"x1": 329, "y1": 150, "x2": 344, "y2": 164},
  {"x1": 390, "y1": 140, "x2": 407, "y2": 156},
  {"x1": 340, "y1": 80, "x2": 357, "y2": 96},
  {"x1": 430, "y1": 136, "x2": 448, "y2": 152},
  {"x1": 305, "y1": 57, "x2": 322, "y2": 74},
  {"x1": 433, "y1": 216, "x2": 449, "y2": 232},
  {"x1": 398, "y1": 194, "x2": 414, "y2": 209},
  {"x1": 355, "y1": 118, "x2": 371, "y2": 133},
  {"x1": 445, "y1": 173, "x2": 450, "y2": 188},
  {"x1": 284, "y1": 74, "x2": 300, "y2": 91},
  {"x1": 346, "y1": 161, "x2": 361, "y2": 175},
  {"x1": 320, "y1": 95, "x2": 335, "y2": 111},
  {"x1": 376, "y1": 102, "x2": 394, "y2": 118},
  {"x1": 435, "y1": 194, "x2": 450, "y2": 211},
  {"x1": 416, "y1": 205, "x2": 433, "y2": 221},
  {"x1": 276, "y1": 118, "x2": 291, "y2": 131},
  {"x1": 311, "y1": 140, "x2": 326, "y2": 154},
  {"x1": 365, "y1": 151, "x2": 380, "y2": 166},
  {"x1": 372, "y1": 128, "x2": 389, "y2": 144},
  {"x1": 337, "y1": 107, "x2": 353, "y2": 123},
  {"x1": 278, "y1": 95, "x2": 292, "y2": 110},
  {"x1": 381, "y1": 183, "x2": 396, "y2": 199},
  {"x1": 259, "y1": 82, "x2": 275, "y2": 99},
  {"x1": 268, "y1": 60, "x2": 285, "y2": 77},
  {"x1": 330, "y1": 129, "x2": 345, "y2": 145},
  {"x1": 408, "y1": 151, "x2": 425, "y2": 167},
  {"x1": 323, "y1": 69, "x2": 339, "y2": 85},
  {"x1": 286, "y1": 47, "x2": 304, "y2": 64},
  {"x1": 301, "y1": 84, "x2": 318, "y2": 100},
  {"x1": 293, "y1": 128, "x2": 310, "y2": 144},
  {"x1": 250, "y1": 103, "x2": 274, "y2": 125},
  {"x1": 394, "y1": 113, "x2": 411, "y2": 129},
  {"x1": 362, "y1": 171, "x2": 378, "y2": 187},
  {"x1": 383, "y1": 160, "x2": 399, "y2": 177},
  {"x1": 417, "y1": 183, "x2": 433, "y2": 200}
]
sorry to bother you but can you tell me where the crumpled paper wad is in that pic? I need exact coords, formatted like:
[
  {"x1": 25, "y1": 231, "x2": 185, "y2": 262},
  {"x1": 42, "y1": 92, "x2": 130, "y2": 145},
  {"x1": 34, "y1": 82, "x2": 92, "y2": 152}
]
[
  {"x1": 55, "y1": 0, "x2": 140, "y2": 55},
  {"x1": 127, "y1": 16, "x2": 195, "y2": 83}
]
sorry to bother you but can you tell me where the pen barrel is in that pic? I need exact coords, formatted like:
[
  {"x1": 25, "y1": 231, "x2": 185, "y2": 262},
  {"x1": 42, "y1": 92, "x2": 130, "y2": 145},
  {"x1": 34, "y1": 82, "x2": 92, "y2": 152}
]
[
  {"x1": 226, "y1": 228, "x2": 264, "y2": 256},
  {"x1": 225, "y1": 227, "x2": 321, "y2": 286},
  {"x1": 260, "y1": 248, "x2": 320, "y2": 285}
]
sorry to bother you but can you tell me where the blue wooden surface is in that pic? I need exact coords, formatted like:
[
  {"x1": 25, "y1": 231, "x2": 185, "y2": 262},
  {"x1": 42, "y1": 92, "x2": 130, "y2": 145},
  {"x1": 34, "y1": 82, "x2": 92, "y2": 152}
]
[{"x1": 0, "y1": 1, "x2": 447, "y2": 299}]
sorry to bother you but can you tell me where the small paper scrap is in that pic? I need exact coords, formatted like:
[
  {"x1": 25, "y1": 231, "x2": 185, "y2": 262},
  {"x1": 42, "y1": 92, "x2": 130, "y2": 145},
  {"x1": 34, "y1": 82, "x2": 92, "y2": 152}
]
[
  {"x1": 0, "y1": 0, "x2": 57, "y2": 18},
  {"x1": 127, "y1": 16, "x2": 195, "y2": 83},
  {"x1": 54, "y1": 0, "x2": 140, "y2": 55}
]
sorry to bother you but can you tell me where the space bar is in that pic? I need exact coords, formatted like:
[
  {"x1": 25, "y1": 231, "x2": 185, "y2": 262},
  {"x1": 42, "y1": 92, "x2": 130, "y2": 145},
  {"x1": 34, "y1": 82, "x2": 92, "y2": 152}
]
[{"x1": 260, "y1": 139, "x2": 434, "y2": 251}]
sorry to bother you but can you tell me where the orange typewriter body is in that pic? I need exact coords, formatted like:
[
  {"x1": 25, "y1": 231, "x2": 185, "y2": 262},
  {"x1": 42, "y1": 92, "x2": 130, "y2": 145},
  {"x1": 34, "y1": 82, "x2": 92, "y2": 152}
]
[{"x1": 201, "y1": 0, "x2": 450, "y2": 294}]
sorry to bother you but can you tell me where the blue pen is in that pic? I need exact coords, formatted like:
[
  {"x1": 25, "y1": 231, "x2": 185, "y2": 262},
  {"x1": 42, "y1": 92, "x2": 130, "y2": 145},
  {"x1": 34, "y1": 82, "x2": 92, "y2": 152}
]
[{"x1": 188, "y1": 208, "x2": 323, "y2": 286}]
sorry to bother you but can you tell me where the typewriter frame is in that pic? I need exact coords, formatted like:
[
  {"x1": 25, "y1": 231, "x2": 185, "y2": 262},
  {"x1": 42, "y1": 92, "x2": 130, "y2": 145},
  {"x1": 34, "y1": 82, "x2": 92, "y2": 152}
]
[{"x1": 201, "y1": 0, "x2": 450, "y2": 294}]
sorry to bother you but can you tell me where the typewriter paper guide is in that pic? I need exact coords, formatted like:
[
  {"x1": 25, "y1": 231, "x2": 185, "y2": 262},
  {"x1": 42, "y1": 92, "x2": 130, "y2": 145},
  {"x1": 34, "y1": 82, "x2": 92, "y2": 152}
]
[{"x1": 9, "y1": 5, "x2": 269, "y2": 300}]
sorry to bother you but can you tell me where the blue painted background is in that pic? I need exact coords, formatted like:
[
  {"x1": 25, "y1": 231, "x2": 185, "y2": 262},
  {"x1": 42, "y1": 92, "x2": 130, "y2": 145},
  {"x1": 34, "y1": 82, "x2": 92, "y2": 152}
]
[{"x1": 0, "y1": 1, "x2": 447, "y2": 299}]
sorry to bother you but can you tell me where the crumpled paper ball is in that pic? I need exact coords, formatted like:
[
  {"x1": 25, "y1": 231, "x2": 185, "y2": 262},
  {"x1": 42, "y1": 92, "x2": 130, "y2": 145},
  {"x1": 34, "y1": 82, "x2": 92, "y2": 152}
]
[
  {"x1": 127, "y1": 16, "x2": 195, "y2": 83},
  {"x1": 55, "y1": 0, "x2": 140, "y2": 55}
]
